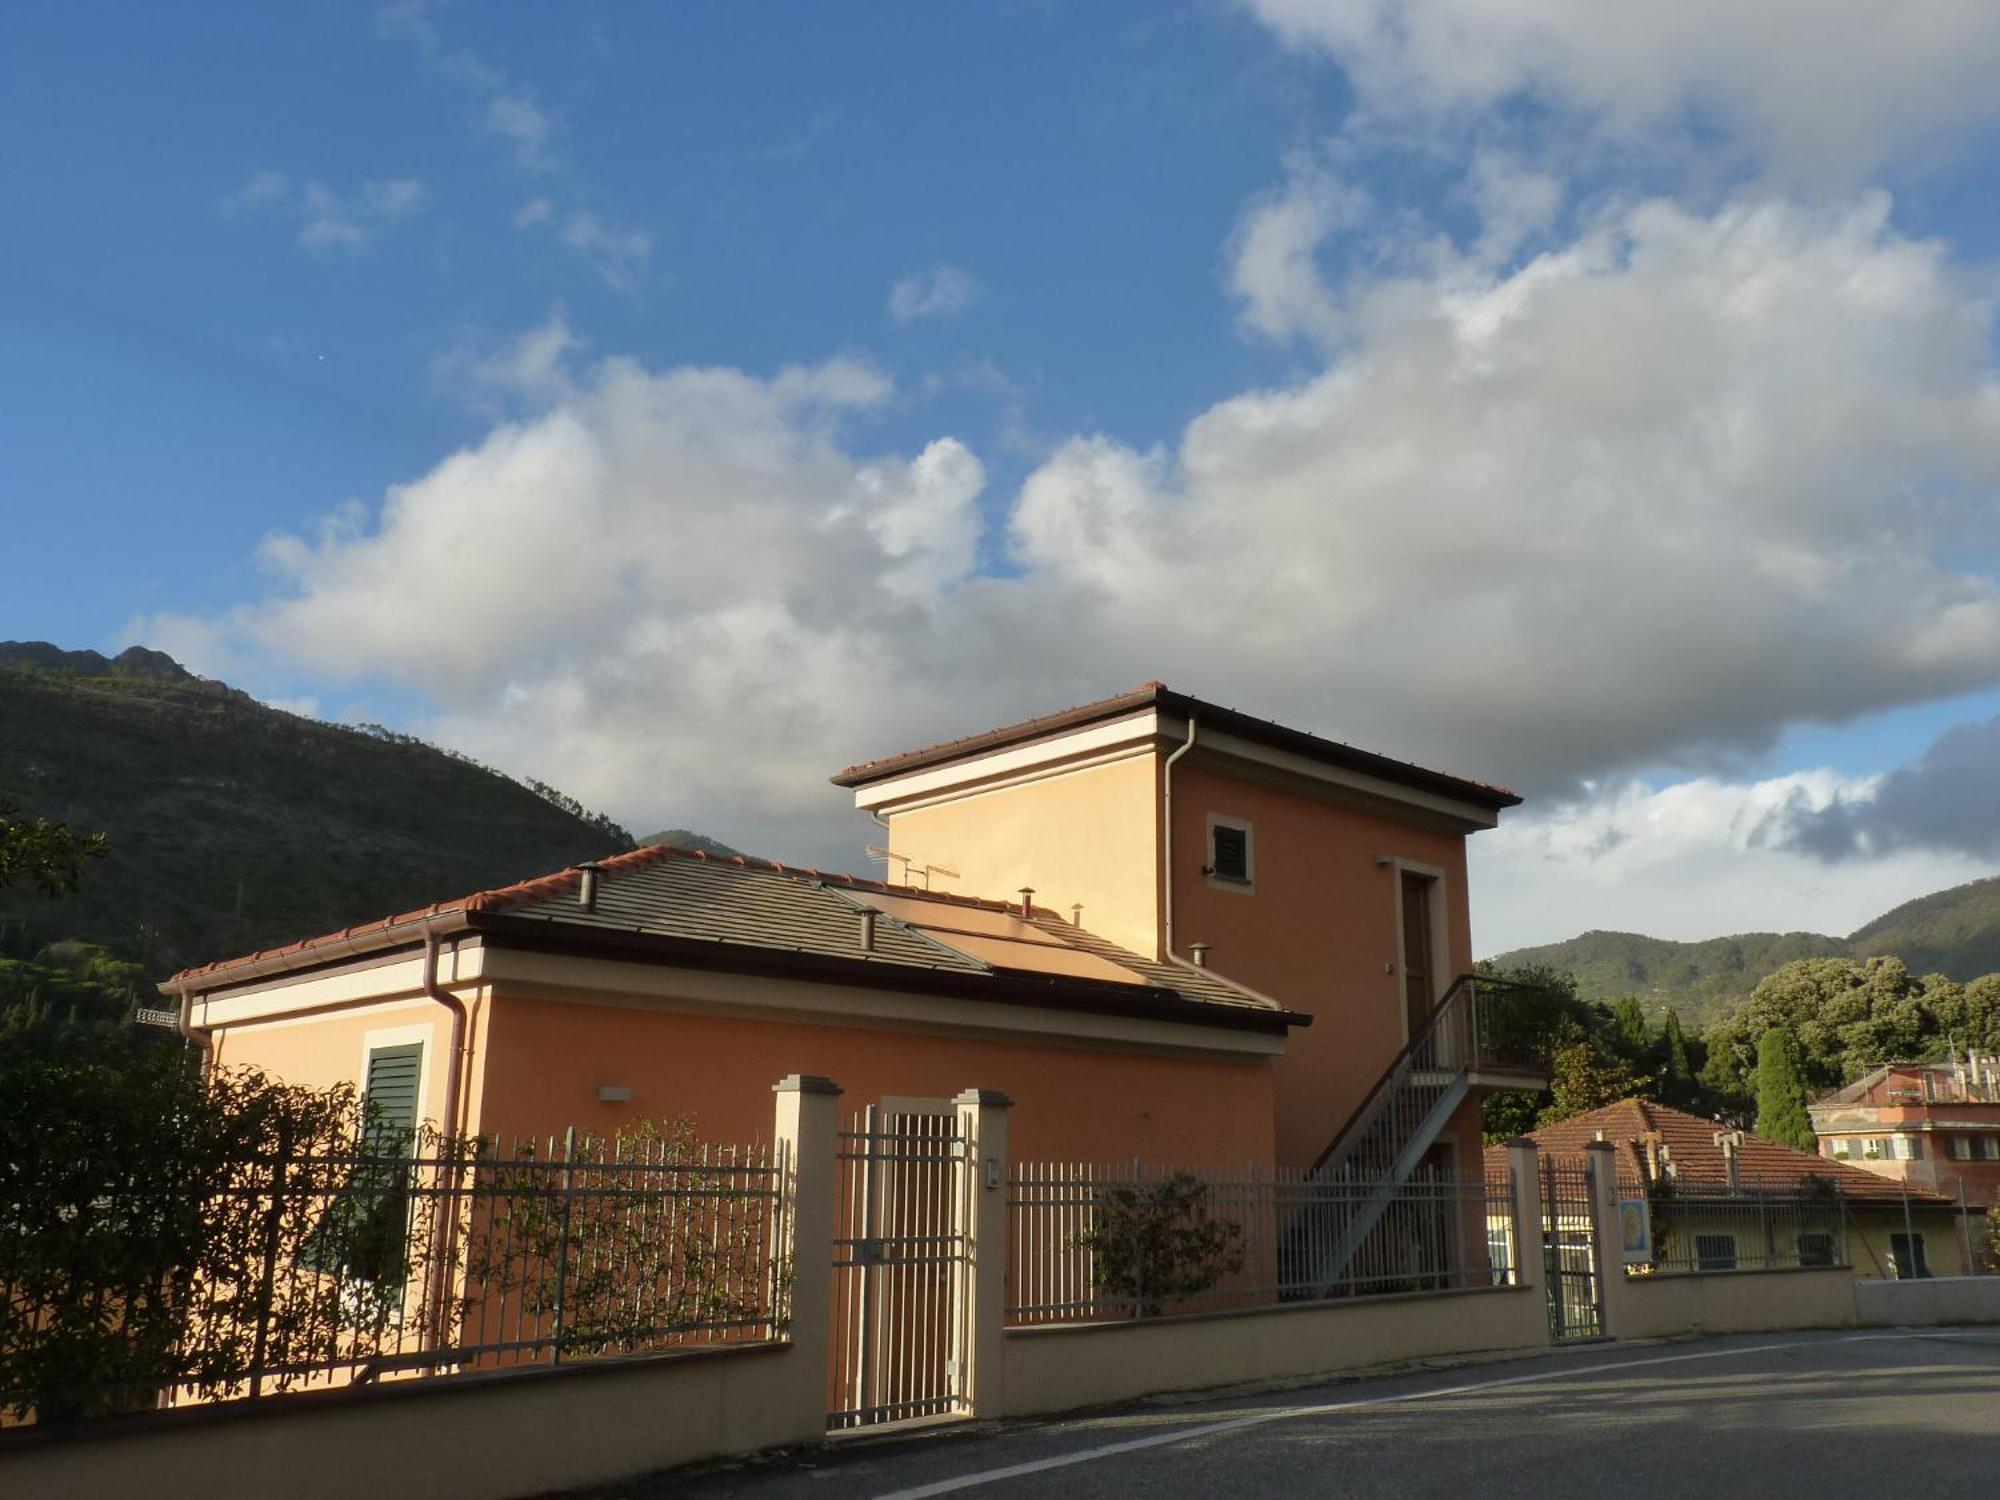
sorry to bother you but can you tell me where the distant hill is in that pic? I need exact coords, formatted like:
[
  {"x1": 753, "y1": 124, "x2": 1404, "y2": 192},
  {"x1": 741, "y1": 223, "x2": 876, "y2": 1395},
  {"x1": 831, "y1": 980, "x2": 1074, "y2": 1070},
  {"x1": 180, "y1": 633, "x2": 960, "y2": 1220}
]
[
  {"x1": 639, "y1": 828, "x2": 744, "y2": 859},
  {"x1": 1849, "y1": 876, "x2": 2000, "y2": 978},
  {"x1": 0, "y1": 644, "x2": 642, "y2": 975},
  {"x1": 1489, "y1": 875, "x2": 2000, "y2": 1028}
]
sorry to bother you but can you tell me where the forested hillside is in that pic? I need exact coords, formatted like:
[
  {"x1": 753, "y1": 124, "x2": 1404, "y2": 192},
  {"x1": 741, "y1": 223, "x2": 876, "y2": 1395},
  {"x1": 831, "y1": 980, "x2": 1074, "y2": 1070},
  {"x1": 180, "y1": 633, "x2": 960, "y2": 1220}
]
[
  {"x1": 1489, "y1": 874, "x2": 2000, "y2": 1028},
  {"x1": 0, "y1": 644, "x2": 635, "y2": 976}
]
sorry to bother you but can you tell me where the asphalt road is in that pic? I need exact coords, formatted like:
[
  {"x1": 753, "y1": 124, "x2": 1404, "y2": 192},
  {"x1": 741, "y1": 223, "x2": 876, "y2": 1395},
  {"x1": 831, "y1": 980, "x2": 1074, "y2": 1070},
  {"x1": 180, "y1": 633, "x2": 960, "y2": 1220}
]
[{"x1": 629, "y1": 1328, "x2": 2000, "y2": 1499}]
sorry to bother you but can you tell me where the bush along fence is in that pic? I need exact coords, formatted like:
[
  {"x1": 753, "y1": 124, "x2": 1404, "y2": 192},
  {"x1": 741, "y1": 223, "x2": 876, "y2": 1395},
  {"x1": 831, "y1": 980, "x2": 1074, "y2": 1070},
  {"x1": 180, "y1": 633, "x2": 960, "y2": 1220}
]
[
  {"x1": 0, "y1": 1082, "x2": 788, "y2": 1428},
  {"x1": 1006, "y1": 1161, "x2": 1520, "y2": 1323}
]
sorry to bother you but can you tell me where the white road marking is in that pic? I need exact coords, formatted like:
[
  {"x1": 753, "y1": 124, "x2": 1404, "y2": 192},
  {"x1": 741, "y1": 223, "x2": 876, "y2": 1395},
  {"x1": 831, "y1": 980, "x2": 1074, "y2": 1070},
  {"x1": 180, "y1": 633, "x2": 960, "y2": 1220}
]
[{"x1": 875, "y1": 1331, "x2": 1978, "y2": 1499}]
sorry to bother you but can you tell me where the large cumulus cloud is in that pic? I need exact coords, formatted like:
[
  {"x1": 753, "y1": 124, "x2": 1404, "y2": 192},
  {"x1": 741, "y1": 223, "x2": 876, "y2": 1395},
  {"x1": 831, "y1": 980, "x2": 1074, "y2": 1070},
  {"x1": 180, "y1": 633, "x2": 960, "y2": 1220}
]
[{"x1": 145, "y1": 191, "x2": 2000, "y2": 877}]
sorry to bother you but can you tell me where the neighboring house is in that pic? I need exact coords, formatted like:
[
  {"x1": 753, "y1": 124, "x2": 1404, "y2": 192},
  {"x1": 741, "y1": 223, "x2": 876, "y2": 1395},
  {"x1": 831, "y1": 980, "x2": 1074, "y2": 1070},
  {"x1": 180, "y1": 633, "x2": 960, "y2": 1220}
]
[
  {"x1": 1809, "y1": 1055, "x2": 2000, "y2": 1212},
  {"x1": 1492, "y1": 1099, "x2": 1969, "y2": 1281},
  {"x1": 169, "y1": 684, "x2": 1541, "y2": 1199}
]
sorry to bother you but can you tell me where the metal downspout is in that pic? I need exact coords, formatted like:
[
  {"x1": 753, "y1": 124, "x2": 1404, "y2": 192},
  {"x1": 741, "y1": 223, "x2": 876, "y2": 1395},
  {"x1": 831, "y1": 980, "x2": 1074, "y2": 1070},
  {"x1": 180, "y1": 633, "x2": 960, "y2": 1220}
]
[
  {"x1": 174, "y1": 979, "x2": 214, "y2": 1079},
  {"x1": 1161, "y1": 715, "x2": 1198, "y2": 968},
  {"x1": 421, "y1": 928, "x2": 472, "y2": 1350}
]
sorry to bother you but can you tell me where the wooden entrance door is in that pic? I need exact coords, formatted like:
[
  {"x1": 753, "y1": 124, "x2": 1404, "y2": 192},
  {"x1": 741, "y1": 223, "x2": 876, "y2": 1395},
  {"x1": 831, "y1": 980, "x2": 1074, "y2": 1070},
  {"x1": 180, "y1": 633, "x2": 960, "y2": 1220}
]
[{"x1": 1401, "y1": 871, "x2": 1436, "y2": 1040}]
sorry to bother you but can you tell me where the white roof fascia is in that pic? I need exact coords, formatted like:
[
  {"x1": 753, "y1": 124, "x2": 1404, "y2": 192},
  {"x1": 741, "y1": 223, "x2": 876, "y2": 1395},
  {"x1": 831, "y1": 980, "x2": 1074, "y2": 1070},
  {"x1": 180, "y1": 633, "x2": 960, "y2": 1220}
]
[{"x1": 853, "y1": 711, "x2": 1163, "y2": 815}]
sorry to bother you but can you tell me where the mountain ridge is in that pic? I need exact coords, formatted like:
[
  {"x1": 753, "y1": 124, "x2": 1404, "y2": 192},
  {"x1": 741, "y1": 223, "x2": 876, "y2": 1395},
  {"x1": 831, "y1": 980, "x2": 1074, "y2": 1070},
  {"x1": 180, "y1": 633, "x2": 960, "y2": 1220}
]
[
  {"x1": 0, "y1": 644, "x2": 646, "y2": 975},
  {"x1": 1487, "y1": 875, "x2": 2000, "y2": 1026}
]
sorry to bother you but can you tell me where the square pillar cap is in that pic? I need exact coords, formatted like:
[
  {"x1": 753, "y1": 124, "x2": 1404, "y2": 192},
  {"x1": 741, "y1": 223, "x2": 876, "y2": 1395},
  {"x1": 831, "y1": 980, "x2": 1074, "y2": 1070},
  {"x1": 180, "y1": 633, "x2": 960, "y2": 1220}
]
[{"x1": 773, "y1": 1073, "x2": 843, "y2": 1096}]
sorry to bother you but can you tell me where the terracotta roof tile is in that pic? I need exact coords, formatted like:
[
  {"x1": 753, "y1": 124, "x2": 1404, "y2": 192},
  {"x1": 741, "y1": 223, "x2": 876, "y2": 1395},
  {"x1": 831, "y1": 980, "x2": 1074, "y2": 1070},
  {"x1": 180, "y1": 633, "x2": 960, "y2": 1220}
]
[{"x1": 1484, "y1": 1098, "x2": 1954, "y2": 1206}]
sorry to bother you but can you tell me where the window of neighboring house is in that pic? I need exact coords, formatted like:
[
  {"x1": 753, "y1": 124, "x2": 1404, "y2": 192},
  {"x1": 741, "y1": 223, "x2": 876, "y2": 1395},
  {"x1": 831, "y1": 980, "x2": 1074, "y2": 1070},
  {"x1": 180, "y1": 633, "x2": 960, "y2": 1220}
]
[
  {"x1": 1948, "y1": 1135, "x2": 1974, "y2": 1160},
  {"x1": 1828, "y1": 1139, "x2": 1854, "y2": 1160},
  {"x1": 1796, "y1": 1233, "x2": 1837, "y2": 1268},
  {"x1": 1485, "y1": 1224, "x2": 1514, "y2": 1286},
  {"x1": 1889, "y1": 1232, "x2": 1931, "y2": 1280},
  {"x1": 1207, "y1": 817, "x2": 1252, "y2": 887},
  {"x1": 1695, "y1": 1234, "x2": 1738, "y2": 1272},
  {"x1": 1900, "y1": 1135, "x2": 1924, "y2": 1161},
  {"x1": 304, "y1": 1041, "x2": 424, "y2": 1285},
  {"x1": 1977, "y1": 1136, "x2": 2000, "y2": 1161}
]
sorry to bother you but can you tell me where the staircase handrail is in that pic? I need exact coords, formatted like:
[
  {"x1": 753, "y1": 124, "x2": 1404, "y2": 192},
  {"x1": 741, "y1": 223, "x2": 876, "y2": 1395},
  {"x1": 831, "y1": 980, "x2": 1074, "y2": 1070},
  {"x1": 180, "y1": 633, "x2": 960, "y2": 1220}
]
[{"x1": 1305, "y1": 972, "x2": 1543, "y2": 1180}]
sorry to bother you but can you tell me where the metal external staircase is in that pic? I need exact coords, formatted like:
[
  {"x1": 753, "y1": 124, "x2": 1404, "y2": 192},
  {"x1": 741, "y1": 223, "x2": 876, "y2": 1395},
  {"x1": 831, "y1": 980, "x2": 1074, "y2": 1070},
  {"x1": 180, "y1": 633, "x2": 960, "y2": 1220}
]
[{"x1": 1285, "y1": 973, "x2": 1544, "y2": 1297}]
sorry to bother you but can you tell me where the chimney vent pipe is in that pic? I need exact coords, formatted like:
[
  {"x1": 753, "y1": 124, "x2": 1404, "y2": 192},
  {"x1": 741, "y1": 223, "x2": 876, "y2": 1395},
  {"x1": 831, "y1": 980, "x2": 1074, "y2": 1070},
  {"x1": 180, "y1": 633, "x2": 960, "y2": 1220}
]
[
  {"x1": 1189, "y1": 942, "x2": 1210, "y2": 968},
  {"x1": 859, "y1": 908, "x2": 878, "y2": 953},
  {"x1": 1018, "y1": 887, "x2": 1035, "y2": 918},
  {"x1": 576, "y1": 863, "x2": 603, "y2": 912}
]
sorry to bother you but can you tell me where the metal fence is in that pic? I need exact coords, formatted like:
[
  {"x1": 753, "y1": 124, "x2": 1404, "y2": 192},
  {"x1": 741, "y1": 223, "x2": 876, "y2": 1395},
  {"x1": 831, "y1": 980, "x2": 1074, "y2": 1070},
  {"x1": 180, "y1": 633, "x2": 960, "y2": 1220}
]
[
  {"x1": 1007, "y1": 1160, "x2": 1518, "y2": 1324},
  {"x1": 1640, "y1": 1187, "x2": 1849, "y2": 1276},
  {"x1": 4, "y1": 1128, "x2": 789, "y2": 1421}
]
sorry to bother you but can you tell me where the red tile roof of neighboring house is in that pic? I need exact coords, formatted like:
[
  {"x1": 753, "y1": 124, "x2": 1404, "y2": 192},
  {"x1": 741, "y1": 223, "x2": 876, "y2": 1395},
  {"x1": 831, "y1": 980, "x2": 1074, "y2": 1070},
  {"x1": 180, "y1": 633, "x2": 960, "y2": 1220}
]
[
  {"x1": 829, "y1": 682, "x2": 1522, "y2": 810},
  {"x1": 166, "y1": 840, "x2": 1299, "y2": 1028},
  {"x1": 1485, "y1": 1098, "x2": 1954, "y2": 1207}
]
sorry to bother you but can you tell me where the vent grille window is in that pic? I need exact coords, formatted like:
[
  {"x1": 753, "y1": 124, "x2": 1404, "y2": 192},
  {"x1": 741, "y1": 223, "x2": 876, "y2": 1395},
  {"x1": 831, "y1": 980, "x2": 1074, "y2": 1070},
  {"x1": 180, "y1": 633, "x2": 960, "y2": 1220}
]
[
  {"x1": 1210, "y1": 823, "x2": 1250, "y2": 883},
  {"x1": 363, "y1": 1042, "x2": 424, "y2": 1153},
  {"x1": 1694, "y1": 1234, "x2": 1737, "y2": 1272}
]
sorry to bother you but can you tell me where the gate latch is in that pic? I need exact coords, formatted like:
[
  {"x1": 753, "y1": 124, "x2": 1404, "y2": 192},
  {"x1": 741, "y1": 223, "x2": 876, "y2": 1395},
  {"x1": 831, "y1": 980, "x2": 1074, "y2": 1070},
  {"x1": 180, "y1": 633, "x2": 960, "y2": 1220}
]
[{"x1": 855, "y1": 1238, "x2": 885, "y2": 1266}]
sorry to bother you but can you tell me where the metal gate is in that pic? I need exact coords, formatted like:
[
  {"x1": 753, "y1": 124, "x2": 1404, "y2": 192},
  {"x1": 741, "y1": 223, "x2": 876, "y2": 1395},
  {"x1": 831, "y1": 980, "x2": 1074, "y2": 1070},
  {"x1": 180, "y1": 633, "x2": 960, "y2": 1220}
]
[
  {"x1": 828, "y1": 1105, "x2": 970, "y2": 1431},
  {"x1": 1541, "y1": 1157, "x2": 1604, "y2": 1342}
]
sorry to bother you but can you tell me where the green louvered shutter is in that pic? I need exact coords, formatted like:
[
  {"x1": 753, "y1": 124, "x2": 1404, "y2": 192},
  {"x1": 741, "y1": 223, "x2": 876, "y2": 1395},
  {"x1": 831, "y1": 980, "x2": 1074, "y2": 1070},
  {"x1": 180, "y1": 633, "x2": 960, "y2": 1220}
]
[{"x1": 363, "y1": 1042, "x2": 424, "y2": 1153}]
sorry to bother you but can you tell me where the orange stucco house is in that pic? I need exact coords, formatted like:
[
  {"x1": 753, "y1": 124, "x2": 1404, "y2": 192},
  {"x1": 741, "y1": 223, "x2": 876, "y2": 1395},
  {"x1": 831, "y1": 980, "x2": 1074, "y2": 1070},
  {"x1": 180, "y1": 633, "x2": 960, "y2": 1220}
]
[{"x1": 170, "y1": 685, "x2": 1538, "y2": 1183}]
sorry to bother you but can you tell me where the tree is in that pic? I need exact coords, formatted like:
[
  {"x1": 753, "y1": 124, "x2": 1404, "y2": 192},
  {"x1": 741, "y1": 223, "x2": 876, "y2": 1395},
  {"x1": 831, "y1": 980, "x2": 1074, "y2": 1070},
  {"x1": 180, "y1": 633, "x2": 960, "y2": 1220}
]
[
  {"x1": 1072, "y1": 1174, "x2": 1245, "y2": 1317},
  {"x1": 1541, "y1": 1040, "x2": 1640, "y2": 1126},
  {"x1": 1475, "y1": 964, "x2": 1666, "y2": 1137},
  {"x1": 1609, "y1": 996, "x2": 1654, "y2": 1071},
  {"x1": 0, "y1": 800, "x2": 106, "y2": 896},
  {"x1": 1663, "y1": 1009, "x2": 1695, "y2": 1089},
  {"x1": 0, "y1": 1004, "x2": 443, "y2": 1424},
  {"x1": 1754, "y1": 1026, "x2": 1817, "y2": 1151}
]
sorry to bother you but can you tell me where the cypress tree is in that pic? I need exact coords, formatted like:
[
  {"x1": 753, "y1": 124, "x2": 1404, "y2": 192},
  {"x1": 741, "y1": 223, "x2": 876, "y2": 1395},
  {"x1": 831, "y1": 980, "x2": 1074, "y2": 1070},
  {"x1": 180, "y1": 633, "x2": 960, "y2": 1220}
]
[
  {"x1": 1754, "y1": 1026, "x2": 1817, "y2": 1151},
  {"x1": 1663, "y1": 1009, "x2": 1693, "y2": 1082},
  {"x1": 1662, "y1": 1008, "x2": 1696, "y2": 1107}
]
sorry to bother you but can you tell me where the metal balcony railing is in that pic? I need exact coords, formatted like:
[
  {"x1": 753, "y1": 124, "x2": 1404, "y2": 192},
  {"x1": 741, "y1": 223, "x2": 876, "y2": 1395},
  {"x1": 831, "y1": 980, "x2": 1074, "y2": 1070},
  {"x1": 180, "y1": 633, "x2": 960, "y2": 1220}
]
[{"x1": 1285, "y1": 974, "x2": 1548, "y2": 1295}]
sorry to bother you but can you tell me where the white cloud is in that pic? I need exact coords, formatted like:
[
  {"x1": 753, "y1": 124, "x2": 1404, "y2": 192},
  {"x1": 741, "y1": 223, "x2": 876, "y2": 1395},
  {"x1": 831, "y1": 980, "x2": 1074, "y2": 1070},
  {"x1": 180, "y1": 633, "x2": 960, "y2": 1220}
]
[
  {"x1": 430, "y1": 307, "x2": 587, "y2": 412},
  {"x1": 158, "y1": 184, "x2": 2000, "y2": 887},
  {"x1": 558, "y1": 212, "x2": 653, "y2": 289},
  {"x1": 1226, "y1": 152, "x2": 1367, "y2": 348},
  {"x1": 890, "y1": 265, "x2": 980, "y2": 324},
  {"x1": 1241, "y1": 0, "x2": 2000, "y2": 184},
  {"x1": 476, "y1": 86, "x2": 556, "y2": 173},
  {"x1": 1472, "y1": 771, "x2": 1992, "y2": 951},
  {"x1": 141, "y1": 355, "x2": 986, "y2": 847},
  {"x1": 225, "y1": 171, "x2": 428, "y2": 256}
]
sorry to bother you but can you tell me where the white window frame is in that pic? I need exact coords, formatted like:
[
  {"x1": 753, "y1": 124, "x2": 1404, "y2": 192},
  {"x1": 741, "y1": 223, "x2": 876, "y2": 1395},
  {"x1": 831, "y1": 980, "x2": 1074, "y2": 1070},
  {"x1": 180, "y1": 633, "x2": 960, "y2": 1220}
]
[{"x1": 1205, "y1": 813, "x2": 1255, "y2": 892}]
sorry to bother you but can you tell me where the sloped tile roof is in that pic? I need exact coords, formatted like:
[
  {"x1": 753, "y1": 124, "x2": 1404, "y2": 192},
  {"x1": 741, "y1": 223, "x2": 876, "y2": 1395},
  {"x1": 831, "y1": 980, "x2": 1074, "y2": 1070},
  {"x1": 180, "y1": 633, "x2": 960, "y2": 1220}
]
[
  {"x1": 170, "y1": 841, "x2": 1294, "y2": 1027},
  {"x1": 830, "y1": 681, "x2": 1521, "y2": 809},
  {"x1": 1485, "y1": 1098, "x2": 1954, "y2": 1206}
]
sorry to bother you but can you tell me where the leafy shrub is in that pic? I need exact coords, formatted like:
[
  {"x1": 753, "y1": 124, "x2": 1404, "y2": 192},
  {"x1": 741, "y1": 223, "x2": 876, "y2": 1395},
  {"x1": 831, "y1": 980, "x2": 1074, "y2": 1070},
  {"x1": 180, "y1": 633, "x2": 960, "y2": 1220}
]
[{"x1": 1071, "y1": 1174, "x2": 1245, "y2": 1318}]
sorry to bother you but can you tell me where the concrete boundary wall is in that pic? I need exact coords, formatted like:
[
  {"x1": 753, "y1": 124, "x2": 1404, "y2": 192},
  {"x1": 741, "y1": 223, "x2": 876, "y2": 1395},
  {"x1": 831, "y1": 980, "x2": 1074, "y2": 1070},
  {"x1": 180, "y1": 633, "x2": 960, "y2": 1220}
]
[
  {"x1": 1605, "y1": 1267, "x2": 1858, "y2": 1342},
  {"x1": 1002, "y1": 1285, "x2": 1549, "y2": 1416},
  {"x1": 0, "y1": 1342, "x2": 812, "y2": 1500},
  {"x1": 1854, "y1": 1276, "x2": 2000, "y2": 1327}
]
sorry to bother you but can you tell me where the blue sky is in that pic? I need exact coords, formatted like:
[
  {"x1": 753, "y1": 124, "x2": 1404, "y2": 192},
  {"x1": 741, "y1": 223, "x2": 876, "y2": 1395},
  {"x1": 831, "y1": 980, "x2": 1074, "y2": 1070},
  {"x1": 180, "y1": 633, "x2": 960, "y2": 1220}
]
[{"x1": 7, "y1": 2, "x2": 2000, "y2": 951}]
